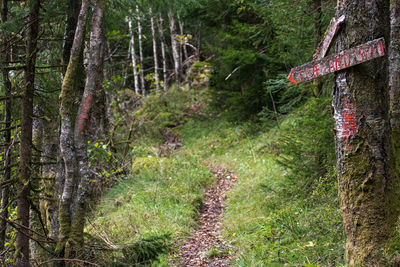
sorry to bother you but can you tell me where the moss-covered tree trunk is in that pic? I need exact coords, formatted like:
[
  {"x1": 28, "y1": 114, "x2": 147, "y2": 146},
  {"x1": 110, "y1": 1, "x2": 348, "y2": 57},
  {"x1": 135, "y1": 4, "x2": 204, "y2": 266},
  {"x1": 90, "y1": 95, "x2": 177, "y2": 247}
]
[
  {"x1": 65, "y1": 0, "x2": 105, "y2": 262},
  {"x1": 333, "y1": 0, "x2": 399, "y2": 265},
  {"x1": 15, "y1": 0, "x2": 40, "y2": 266},
  {"x1": 57, "y1": 0, "x2": 89, "y2": 259}
]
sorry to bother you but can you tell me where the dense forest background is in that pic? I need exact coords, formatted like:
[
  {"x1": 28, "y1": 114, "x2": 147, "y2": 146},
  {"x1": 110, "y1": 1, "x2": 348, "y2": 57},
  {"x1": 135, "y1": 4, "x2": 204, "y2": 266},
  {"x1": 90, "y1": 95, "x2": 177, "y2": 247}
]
[{"x1": 0, "y1": 0, "x2": 397, "y2": 266}]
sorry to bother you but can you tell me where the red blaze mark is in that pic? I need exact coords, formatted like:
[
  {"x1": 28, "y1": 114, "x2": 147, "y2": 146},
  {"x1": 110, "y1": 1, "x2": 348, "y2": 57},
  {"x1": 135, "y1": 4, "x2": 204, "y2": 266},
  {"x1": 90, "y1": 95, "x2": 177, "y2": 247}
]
[
  {"x1": 329, "y1": 59, "x2": 336, "y2": 72},
  {"x1": 340, "y1": 96, "x2": 358, "y2": 150},
  {"x1": 313, "y1": 64, "x2": 320, "y2": 77},
  {"x1": 335, "y1": 57, "x2": 343, "y2": 70},
  {"x1": 344, "y1": 54, "x2": 351, "y2": 67},
  {"x1": 77, "y1": 92, "x2": 93, "y2": 133}
]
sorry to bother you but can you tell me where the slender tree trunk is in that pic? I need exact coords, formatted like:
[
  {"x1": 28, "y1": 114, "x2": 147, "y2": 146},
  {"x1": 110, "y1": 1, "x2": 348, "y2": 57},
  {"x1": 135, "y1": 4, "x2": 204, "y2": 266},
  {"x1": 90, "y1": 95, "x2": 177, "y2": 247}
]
[
  {"x1": 128, "y1": 19, "x2": 140, "y2": 95},
  {"x1": 333, "y1": 1, "x2": 397, "y2": 265},
  {"x1": 54, "y1": 0, "x2": 82, "y2": 241},
  {"x1": 158, "y1": 14, "x2": 167, "y2": 91},
  {"x1": 15, "y1": 0, "x2": 40, "y2": 266},
  {"x1": 30, "y1": 106, "x2": 44, "y2": 262},
  {"x1": 66, "y1": 0, "x2": 105, "y2": 261},
  {"x1": 150, "y1": 8, "x2": 160, "y2": 92},
  {"x1": 62, "y1": 0, "x2": 82, "y2": 74},
  {"x1": 57, "y1": 0, "x2": 90, "y2": 258},
  {"x1": 179, "y1": 18, "x2": 188, "y2": 61},
  {"x1": 137, "y1": 6, "x2": 145, "y2": 96},
  {"x1": 0, "y1": 0, "x2": 11, "y2": 259},
  {"x1": 168, "y1": 10, "x2": 180, "y2": 86}
]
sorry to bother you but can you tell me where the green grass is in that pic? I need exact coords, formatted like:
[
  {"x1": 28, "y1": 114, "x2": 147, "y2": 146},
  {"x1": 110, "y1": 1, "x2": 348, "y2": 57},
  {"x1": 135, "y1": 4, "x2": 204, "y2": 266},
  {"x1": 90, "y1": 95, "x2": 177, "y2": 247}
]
[
  {"x1": 86, "y1": 154, "x2": 213, "y2": 265},
  {"x1": 176, "y1": 98, "x2": 344, "y2": 266},
  {"x1": 88, "y1": 88, "x2": 344, "y2": 266}
]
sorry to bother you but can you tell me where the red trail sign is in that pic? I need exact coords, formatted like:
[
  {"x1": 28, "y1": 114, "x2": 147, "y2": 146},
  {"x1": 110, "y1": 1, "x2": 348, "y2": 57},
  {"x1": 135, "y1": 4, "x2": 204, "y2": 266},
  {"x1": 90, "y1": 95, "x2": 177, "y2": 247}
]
[{"x1": 287, "y1": 37, "x2": 386, "y2": 84}]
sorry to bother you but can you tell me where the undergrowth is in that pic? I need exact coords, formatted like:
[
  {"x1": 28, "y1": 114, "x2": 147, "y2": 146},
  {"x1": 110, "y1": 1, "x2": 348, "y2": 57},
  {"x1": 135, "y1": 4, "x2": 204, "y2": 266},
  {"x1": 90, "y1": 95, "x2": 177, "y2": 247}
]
[{"x1": 88, "y1": 87, "x2": 344, "y2": 266}]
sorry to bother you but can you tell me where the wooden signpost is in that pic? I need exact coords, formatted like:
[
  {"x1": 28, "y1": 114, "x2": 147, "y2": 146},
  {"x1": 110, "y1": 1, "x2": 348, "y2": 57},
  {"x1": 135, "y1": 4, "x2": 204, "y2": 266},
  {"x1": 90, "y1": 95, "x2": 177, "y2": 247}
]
[{"x1": 287, "y1": 37, "x2": 386, "y2": 85}]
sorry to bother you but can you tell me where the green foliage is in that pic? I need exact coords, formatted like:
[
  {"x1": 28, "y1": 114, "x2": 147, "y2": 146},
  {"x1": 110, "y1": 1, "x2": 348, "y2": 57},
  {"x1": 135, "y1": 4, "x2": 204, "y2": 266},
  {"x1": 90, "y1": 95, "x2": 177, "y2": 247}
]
[
  {"x1": 273, "y1": 97, "x2": 336, "y2": 193},
  {"x1": 121, "y1": 233, "x2": 172, "y2": 265}
]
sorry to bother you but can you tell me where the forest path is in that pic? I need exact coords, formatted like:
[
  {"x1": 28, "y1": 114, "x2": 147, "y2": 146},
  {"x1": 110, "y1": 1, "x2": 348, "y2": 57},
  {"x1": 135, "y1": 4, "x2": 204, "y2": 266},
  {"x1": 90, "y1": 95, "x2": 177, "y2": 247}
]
[{"x1": 176, "y1": 165, "x2": 238, "y2": 266}]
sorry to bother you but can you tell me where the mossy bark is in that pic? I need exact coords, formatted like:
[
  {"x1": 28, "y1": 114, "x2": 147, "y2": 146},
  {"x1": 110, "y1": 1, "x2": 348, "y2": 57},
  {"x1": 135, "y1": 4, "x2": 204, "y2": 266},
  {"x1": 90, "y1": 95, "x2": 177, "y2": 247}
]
[
  {"x1": 57, "y1": 0, "x2": 89, "y2": 260},
  {"x1": 333, "y1": 0, "x2": 399, "y2": 265}
]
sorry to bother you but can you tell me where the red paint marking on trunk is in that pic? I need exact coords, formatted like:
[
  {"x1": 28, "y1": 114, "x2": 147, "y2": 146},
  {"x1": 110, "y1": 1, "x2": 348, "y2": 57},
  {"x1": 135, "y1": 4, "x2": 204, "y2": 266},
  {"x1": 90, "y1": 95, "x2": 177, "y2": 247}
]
[
  {"x1": 341, "y1": 96, "x2": 358, "y2": 150},
  {"x1": 77, "y1": 92, "x2": 93, "y2": 133}
]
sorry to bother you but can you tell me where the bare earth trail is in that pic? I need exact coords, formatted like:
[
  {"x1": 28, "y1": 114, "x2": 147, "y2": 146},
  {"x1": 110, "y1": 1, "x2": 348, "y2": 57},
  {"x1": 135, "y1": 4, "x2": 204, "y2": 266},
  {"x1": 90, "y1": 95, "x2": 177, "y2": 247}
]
[{"x1": 176, "y1": 165, "x2": 238, "y2": 266}]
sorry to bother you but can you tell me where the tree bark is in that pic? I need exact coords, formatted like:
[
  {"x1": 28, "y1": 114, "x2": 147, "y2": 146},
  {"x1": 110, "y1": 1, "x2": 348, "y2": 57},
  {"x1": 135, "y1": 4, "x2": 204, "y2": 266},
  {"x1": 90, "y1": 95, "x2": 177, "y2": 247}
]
[
  {"x1": 0, "y1": 0, "x2": 11, "y2": 260},
  {"x1": 150, "y1": 8, "x2": 160, "y2": 92},
  {"x1": 137, "y1": 6, "x2": 145, "y2": 96},
  {"x1": 66, "y1": 0, "x2": 105, "y2": 261},
  {"x1": 168, "y1": 10, "x2": 180, "y2": 86},
  {"x1": 57, "y1": 0, "x2": 89, "y2": 258},
  {"x1": 62, "y1": 0, "x2": 82, "y2": 73},
  {"x1": 15, "y1": 0, "x2": 40, "y2": 266},
  {"x1": 128, "y1": 19, "x2": 140, "y2": 95},
  {"x1": 333, "y1": 1, "x2": 397, "y2": 265},
  {"x1": 158, "y1": 14, "x2": 167, "y2": 91}
]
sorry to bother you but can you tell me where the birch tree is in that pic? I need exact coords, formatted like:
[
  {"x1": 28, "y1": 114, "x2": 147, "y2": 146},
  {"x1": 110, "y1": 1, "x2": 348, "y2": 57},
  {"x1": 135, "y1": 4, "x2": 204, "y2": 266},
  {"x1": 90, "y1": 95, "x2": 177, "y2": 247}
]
[
  {"x1": 150, "y1": 8, "x2": 160, "y2": 92},
  {"x1": 169, "y1": 10, "x2": 180, "y2": 86},
  {"x1": 159, "y1": 14, "x2": 167, "y2": 91},
  {"x1": 128, "y1": 19, "x2": 140, "y2": 95},
  {"x1": 137, "y1": 5, "x2": 145, "y2": 95}
]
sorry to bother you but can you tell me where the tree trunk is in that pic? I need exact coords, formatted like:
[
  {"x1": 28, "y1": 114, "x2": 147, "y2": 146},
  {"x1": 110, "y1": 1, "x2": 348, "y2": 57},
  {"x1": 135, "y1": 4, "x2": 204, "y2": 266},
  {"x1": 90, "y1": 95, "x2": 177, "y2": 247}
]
[
  {"x1": 137, "y1": 6, "x2": 145, "y2": 96},
  {"x1": 0, "y1": 0, "x2": 11, "y2": 260},
  {"x1": 57, "y1": 0, "x2": 89, "y2": 258},
  {"x1": 389, "y1": 1, "x2": 400, "y2": 261},
  {"x1": 158, "y1": 14, "x2": 167, "y2": 91},
  {"x1": 313, "y1": 0, "x2": 323, "y2": 97},
  {"x1": 62, "y1": 0, "x2": 82, "y2": 73},
  {"x1": 128, "y1": 19, "x2": 140, "y2": 95},
  {"x1": 15, "y1": 0, "x2": 40, "y2": 266},
  {"x1": 333, "y1": 1, "x2": 397, "y2": 265},
  {"x1": 66, "y1": 0, "x2": 105, "y2": 261},
  {"x1": 168, "y1": 10, "x2": 180, "y2": 86},
  {"x1": 150, "y1": 8, "x2": 160, "y2": 92}
]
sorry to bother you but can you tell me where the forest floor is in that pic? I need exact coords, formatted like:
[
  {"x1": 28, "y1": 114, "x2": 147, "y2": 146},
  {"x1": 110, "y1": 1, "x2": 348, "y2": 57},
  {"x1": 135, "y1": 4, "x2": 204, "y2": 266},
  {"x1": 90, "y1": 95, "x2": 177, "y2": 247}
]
[{"x1": 176, "y1": 165, "x2": 237, "y2": 266}]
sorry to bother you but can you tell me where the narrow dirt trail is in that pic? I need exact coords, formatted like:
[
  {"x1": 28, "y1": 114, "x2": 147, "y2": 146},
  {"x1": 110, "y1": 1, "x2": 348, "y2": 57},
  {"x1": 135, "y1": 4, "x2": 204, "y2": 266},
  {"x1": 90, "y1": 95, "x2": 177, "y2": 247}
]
[{"x1": 176, "y1": 166, "x2": 238, "y2": 267}]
